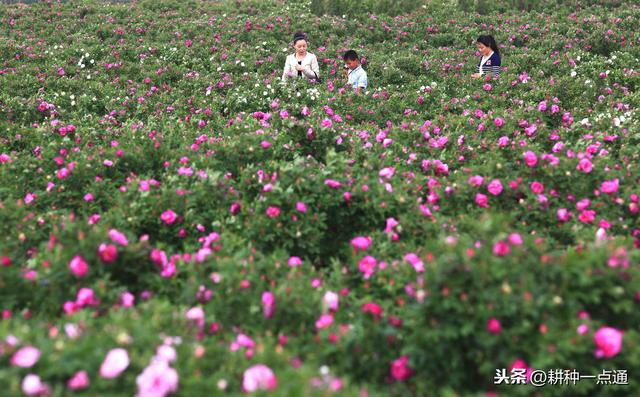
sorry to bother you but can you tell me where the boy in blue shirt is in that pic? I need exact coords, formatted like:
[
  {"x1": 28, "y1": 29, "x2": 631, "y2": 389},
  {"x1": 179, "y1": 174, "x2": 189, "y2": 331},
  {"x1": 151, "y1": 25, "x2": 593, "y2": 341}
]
[{"x1": 343, "y1": 50, "x2": 368, "y2": 93}]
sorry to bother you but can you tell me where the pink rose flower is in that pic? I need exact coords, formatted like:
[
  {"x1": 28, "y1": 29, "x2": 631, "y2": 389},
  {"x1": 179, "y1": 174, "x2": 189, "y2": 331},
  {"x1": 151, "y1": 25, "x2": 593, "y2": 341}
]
[
  {"x1": 361, "y1": 302, "x2": 383, "y2": 319},
  {"x1": 156, "y1": 345, "x2": 177, "y2": 363},
  {"x1": 100, "y1": 348, "x2": 130, "y2": 379},
  {"x1": 121, "y1": 292, "x2": 135, "y2": 308},
  {"x1": 492, "y1": 241, "x2": 510, "y2": 256},
  {"x1": 323, "y1": 291, "x2": 339, "y2": 312},
  {"x1": 261, "y1": 291, "x2": 276, "y2": 319},
  {"x1": 11, "y1": 346, "x2": 40, "y2": 368},
  {"x1": 287, "y1": 256, "x2": 302, "y2": 267},
  {"x1": 530, "y1": 181, "x2": 544, "y2": 194},
  {"x1": 242, "y1": 364, "x2": 277, "y2": 392},
  {"x1": 358, "y1": 256, "x2": 377, "y2": 279},
  {"x1": 578, "y1": 210, "x2": 596, "y2": 224},
  {"x1": 600, "y1": 179, "x2": 619, "y2": 194},
  {"x1": 324, "y1": 179, "x2": 342, "y2": 189},
  {"x1": 538, "y1": 101, "x2": 547, "y2": 112},
  {"x1": 136, "y1": 359, "x2": 179, "y2": 397},
  {"x1": 108, "y1": 229, "x2": 129, "y2": 246},
  {"x1": 185, "y1": 307, "x2": 205, "y2": 329},
  {"x1": 384, "y1": 217, "x2": 399, "y2": 234},
  {"x1": 69, "y1": 255, "x2": 89, "y2": 277},
  {"x1": 351, "y1": 236, "x2": 372, "y2": 251},
  {"x1": 509, "y1": 359, "x2": 532, "y2": 382},
  {"x1": 76, "y1": 287, "x2": 97, "y2": 307},
  {"x1": 475, "y1": 193, "x2": 489, "y2": 208},
  {"x1": 24, "y1": 192, "x2": 36, "y2": 205},
  {"x1": 315, "y1": 313, "x2": 334, "y2": 330},
  {"x1": 468, "y1": 175, "x2": 484, "y2": 187},
  {"x1": 22, "y1": 374, "x2": 49, "y2": 396},
  {"x1": 98, "y1": 243, "x2": 118, "y2": 264},
  {"x1": 523, "y1": 151, "x2": 538, "y2": 167},
  {"x1": 497, "y1": 136, "x2": 510, "y2": 147},
  {"x1": 379, "y1": 167, "x2": 395, "y2": 179},
  {"x1": 508, "y1": 233, "x2": 523, "y2": 245},
  {"x1": 576, "y1": 158, "x2": 593, "y2": 173},
  {"x1": 320, "y1": 119, "x2": 333, "y2": 128},
  {"x1": 229, "y1": 202, "x2": 241, "y2": 215},
  {"x1": 67, "y1": 370, "x2": 90, "y2": 390},
  {"x1": 487, "y1": 179, "x2": 503, "y2": 196},
  {"x1": 403, "y1": 253, "x2": 425, "y2": 273}
]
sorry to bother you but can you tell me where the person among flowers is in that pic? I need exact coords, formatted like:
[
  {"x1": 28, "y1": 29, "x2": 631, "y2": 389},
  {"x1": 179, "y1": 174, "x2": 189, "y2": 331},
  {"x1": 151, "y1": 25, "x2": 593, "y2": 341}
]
[
  {"x1": 342, "y1": 49, "x2": 368, "y2": 93},
  {"x1": 281, "y1": 32, "x2": 320, "y2": 82},
  {"x1": 472, "y1": 35, "x2": 501, "y2": 79}
]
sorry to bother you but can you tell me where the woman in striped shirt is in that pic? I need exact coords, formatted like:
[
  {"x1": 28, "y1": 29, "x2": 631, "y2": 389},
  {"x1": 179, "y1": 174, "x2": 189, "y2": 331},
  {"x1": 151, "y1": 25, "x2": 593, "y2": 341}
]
[{"x1": 472, "y1": 35, "x2": 501, "y2": 79}]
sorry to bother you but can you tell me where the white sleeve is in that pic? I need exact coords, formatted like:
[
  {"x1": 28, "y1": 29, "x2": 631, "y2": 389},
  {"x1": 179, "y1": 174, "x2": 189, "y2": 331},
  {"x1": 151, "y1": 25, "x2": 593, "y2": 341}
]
[
  {"x1": 282, "y1": 55, "x2": 292, "y2": 82},
  {"x1": 307, "y1": 54, "x2": 320, "y2": 79}
]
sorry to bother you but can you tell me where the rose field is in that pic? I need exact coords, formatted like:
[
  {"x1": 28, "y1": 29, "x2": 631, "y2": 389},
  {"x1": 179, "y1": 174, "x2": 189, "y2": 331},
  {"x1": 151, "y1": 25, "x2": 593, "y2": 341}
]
[{"x1": 1, "y1": 0, "x2": 640, "y2": 395}]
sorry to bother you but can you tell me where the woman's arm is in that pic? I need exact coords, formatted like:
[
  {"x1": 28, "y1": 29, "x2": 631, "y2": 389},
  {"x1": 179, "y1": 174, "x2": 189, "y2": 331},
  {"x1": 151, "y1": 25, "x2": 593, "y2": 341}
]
[
  {"x1": 303, "y1": 54, "x2": 320, "y2": 80},
  {"x1": 281, "y1": 55, "x2": 291, "y2": 81}
]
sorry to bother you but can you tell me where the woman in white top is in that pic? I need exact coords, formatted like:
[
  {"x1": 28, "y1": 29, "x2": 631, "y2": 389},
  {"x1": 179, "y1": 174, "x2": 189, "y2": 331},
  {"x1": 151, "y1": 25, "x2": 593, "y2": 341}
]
[{"x1": 281, "y1": 32, "x2": 320, "y2": 82}]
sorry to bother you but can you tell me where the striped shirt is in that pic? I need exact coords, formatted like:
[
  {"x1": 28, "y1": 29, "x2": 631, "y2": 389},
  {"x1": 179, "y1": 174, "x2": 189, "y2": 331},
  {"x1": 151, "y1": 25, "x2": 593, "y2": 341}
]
[{"x1": 477, "y1": 51, "x2": 501, "y2": 78}]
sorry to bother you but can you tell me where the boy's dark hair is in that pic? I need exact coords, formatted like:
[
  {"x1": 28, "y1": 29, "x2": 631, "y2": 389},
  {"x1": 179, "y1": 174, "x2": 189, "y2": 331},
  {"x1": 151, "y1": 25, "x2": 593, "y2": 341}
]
[
  {"x1": 476, "y1": 35, "x2": 500, "y2": 56},
  {"x1": 343, "y1": 50, "x2": 359, "y2": 62}
]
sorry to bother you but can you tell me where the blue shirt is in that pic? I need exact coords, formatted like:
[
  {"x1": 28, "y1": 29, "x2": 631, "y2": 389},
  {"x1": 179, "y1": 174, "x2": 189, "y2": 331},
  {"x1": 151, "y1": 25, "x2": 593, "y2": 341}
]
[
  {"x1": 347, "y1": 65, "x2": 368, "y2": 90},
  {"x1": 477, "y1": 52, "x2": 501, "y2": 77}
]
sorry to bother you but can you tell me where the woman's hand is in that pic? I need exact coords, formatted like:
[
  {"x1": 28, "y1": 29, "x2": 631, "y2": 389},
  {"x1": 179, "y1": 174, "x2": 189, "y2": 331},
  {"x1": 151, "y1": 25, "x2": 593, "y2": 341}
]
[
  {"x1": 295, "y1": 65, "x2": 306, "y2": 72},
  {"x1": 471, "y1": 73, "x2": 481, "y2": 79}
]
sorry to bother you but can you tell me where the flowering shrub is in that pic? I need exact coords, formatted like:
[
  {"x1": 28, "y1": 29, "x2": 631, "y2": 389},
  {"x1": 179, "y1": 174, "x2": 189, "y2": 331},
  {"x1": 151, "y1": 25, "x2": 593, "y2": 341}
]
[{"x1": 1, "y1": 0, "x2": 639, "y2": 396}]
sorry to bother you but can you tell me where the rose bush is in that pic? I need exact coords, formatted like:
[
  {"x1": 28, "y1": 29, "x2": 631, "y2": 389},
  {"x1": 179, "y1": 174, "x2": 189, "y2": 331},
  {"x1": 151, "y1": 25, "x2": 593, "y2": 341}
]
[{"x1": 1, "y1": 0, "x2": 639, "y2": 396}]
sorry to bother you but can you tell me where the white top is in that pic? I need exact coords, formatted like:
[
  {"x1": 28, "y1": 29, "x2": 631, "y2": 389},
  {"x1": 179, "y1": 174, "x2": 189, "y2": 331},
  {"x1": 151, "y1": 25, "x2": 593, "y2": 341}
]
[
  {"x1": 478, "y1": 50, "x2": 494, "y2": 75},
  {"x1": 281, "y1": 52, "x2": 320, "y2": 82},
  {"x1": 347, "y1": 65, "x2": 368, "y2": 90}
]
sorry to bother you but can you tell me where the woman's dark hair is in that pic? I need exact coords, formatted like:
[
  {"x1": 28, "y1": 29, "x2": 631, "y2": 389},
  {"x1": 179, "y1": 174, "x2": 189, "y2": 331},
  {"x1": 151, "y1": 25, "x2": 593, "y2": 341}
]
[
  {"x1": 292, "y1": 31, "x2": 308, "y2": 45},
  {"x1": 477, "y1": 35, "x2": 499, "y2": 55}
]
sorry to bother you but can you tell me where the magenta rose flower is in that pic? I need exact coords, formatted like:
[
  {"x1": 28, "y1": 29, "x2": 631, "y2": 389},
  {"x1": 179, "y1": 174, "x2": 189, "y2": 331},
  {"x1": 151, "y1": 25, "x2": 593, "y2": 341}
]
[
  {"x1": 390, "y1": 356, "x2": 413, "y2": 381},
  {"x1": 265, "y1": 206, "x2": 281, "y2": 218},
  {"x1": 69, "y1": 255, "x2": 89, "y2": 277},
  {"x1": 487, "y1": 318, "x2": 502, "y2": 334},
  {"x1": 160, "y1": 209, "x2": 177, "y2": 225},
  {"x1": 593, "y1": 326, "x2": 623, "y2": 358}
]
